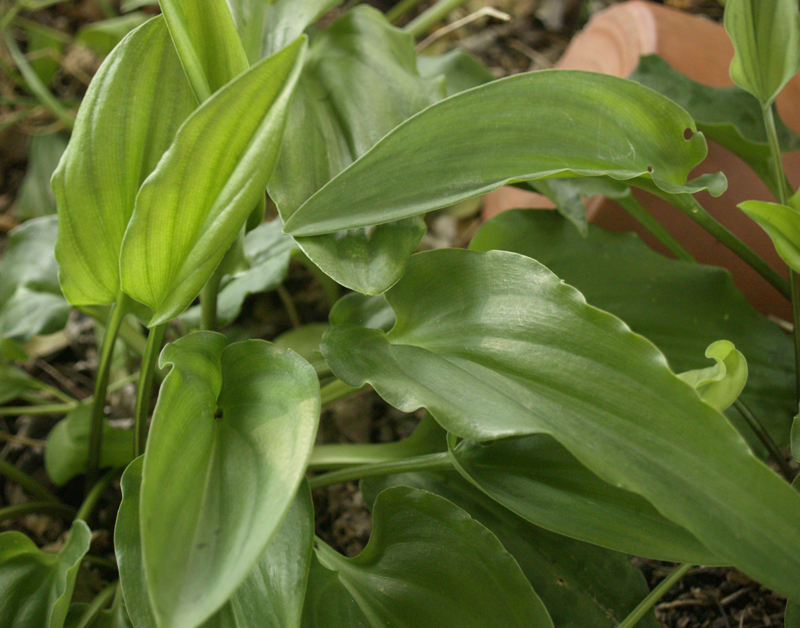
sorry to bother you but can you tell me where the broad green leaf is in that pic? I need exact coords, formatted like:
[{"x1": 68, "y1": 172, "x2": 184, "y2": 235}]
[
  {"x1": 284, "y1": 70, "x2": 726, "y2": 238},
  {"x1": 0, "y1": 363, "x2": 40, "y2": 405},
  {"x1": 328, "y1": 293, "x2": 395, "y2": 331},
  {"x1": 629, "y1": 54, "x2": 800, "y2": 197},
  {"x1": 361, "y1": 472, "x2": 659, "y2": 628},
  {"x1": 44, "y1": 405, "x2": 134, "y2": 486},
  {"x1": 447, "y1": 435, "x2": 717, "y2": 563},
  {"x1": 158, "y1": 0, "x2": 248, "y2": 101},
  {"x1": 470, "y1": 210, "x2": 796, "y2": 456},
  {"x1": 725, "y1": 0, "x2": 800, "y2": 106},
  {"x1": 0, "y1": 216, "x2": 68, "y2": 342},
  {"x1": 119, "y1": 37, "x2": 306, "y2": 326},
  {"x1": 739, "y1": 200, "x2": 800, "y2": 273},
  {"x1": 140, "y1": 333, "x2": 319, "y2": 628},
  {"x1": 677, "y1": 340, "x2": 748, "y2": 412},
  {"x1": 181, "y1": 219, "x2": 298, "y2": 328},
  {"x1": 0, "y1": 521, "x2": 91, "y2": 628},
  {"x1": 52, "y1": 16, "x2": 195, "y2": 306},
  {"x1": 302, "y1": 486, "x2": 553, "y2": 628},
  {"x1": 14, "y1": 133, "x2": 67, "y2": 220},
  {"x1": 77, "y1": 13, "x2": 150, "y2": 56},
  {"x1": 117, "y1": 457, "x2": 315, "y2": 628},
  {"x1": 321, "y1": 248, "x2": 800, "y2": 599},
  {"x1": 270, "y1": 7, "x2": 442, "y2": 294},
  {"x1": 274, "y1": 324, "x2": 330, "y2": 375},
  {"x1": 417, "y1": 48, "x2": 495, "y2": 96}
]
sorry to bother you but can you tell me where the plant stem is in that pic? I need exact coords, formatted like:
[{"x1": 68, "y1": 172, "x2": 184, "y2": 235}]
[
  {"x1": 386, "y1": 0, "x2": 426, "y2": 23},
  {"x1": 308, "y1": 452, "x2": 451, "y2": 490},
  {"x1": 200, "y1": 271, "x2": 222, "y2": 332},
  {"x1": 320, "y1": 379, "x2": 364, "y2": 406},
  {"x1": 618, "y1": 563, "x2": 693, "y2": 628},
  {"x1": 277, "y1": 284, "x2": 302, "y2": 329},
  {"x1": 0, "y1": 501, "x2": 75, "y2": 522},
  {"x1": 404, "y1": 0, "x2": 472, "y2": 38},
  {"x1": 73, "y1": 583, "x2": 117, "y2": 628},
  {"x1": 87, "y1": 295, "x2": 130, "y2": 486},
  {"x1": 734, "y1": 399, "x2": 794, "y2": 481},
  {"x1": 0, "y1": 402, "x2": 76, "y2": 416},
  {"x1": 134, "y1": 324, "x2": 166, "y2": 458},
  {"x1": 0, "y1": 458, "x2": 62, "y2": 503},
  {"x1": 309, "y1": 442, "x2": 416, "y2": 469},
  {"x1": 76, "y1": 467, "x2": 119, "y2": 523},
  {"x1": 616, "y1": 195, "x2": 694, "y2": 262}
]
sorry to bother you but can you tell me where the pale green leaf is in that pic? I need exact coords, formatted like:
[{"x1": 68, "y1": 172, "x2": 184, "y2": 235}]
[
  {"x1": 119, "y1": 37, "x2": 306, "y2": 326},
  {"x1": 725, "y1": 0, "x2": 800, "y2": 105},
  {"x1": 321, "y1": 248, "x2": 800, "y2": 598},
  {"x1": 302, "y1": 487, "x2": 553, "y2": 628},
  {"x1": 0, "y1": 216, "x2": 68, "y2": 342},
  {"x1": 274, "y1": 324, "x2": 330, "y2": 375},
  {"x1": 284, "y1": 70, "x2": 726, "y2": 238},
  {"x1": 140, "y1": 333, "x2": 319, "y2": 628},
  {"x1": 44, "y1": 405, "x2": 134, "y2": 486},
  {"x1": 14, "y1": 133, "x2": 67, "y2": 220},
  {"x1": 677, "y1": 340, "x2": 748, "y2": 412},
  {"x1": 739, "y1": 200, "x2": 800, "y2": 273},
  {"x1": 0, "y1": 521, "x2": 91, "y2": 628},
  {"x1": 361, "y1": 472, "x2": 660, "y2": 628},
  {"x1": 52, "y1": 16, "x2": 195, "y2": 306}
]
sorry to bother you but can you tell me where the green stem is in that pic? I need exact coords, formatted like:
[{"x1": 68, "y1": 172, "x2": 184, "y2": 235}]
[
  {"x1": 308, "y1": 452, "x2": 451, "y2": 490},
  {"x1": 30, "y1": 381, "x2": 76, "y2": 405},
  {"x1": 0, "y1": 501, "x2": 75, "y2": 522},
  {"x1": 134, "y1": 324, "x2": 166, "y2": 458},
  {"x1": 0, "y1": 3, "x2": 21, "y2": 31},
  {"x1": 0, "y1": 402, "x2": 76, "y2": 416},
  {"x1": 73, "y1": 583, "x2": 117, "y2": 628},
  {"x1": 2, "y1": 32, "x2": 74, "y2": 130},
  {"x1": 200, "y1": 271, "x2": 222, "y2": 332},
  {"x1": 618, "y1": 563, "x2": 693, "y2": 628},
  {"x1": 76, "y1": 467, "x2": 119, "y2": 523},
  {"x1": 386, "y1": 0, "x2": 426, "y2": 23},
  {"x1": 616, "y1": 195, "x2": 694, "y2": 262},
  {"x1": 405, "y1": 0, "x2": 473, "y2": 38},
  {"x1": 0, "y1": 458, "x2": 62, "y2": 503},
  {"x1": 320, "y1": 379, "x2": 364, "y2": 406},
  {"x1": 87, "y1": 295, "x2": 131, "y2": 486},
  {"x1": 277, "y1": 284, "x2": 302, "y2": 329},
  {"x1": 733, "y1": 399, "x2": 793, "y2": 481},
  {"x1": 309, "y1": 442, "x2": 416, "y2": 470}
]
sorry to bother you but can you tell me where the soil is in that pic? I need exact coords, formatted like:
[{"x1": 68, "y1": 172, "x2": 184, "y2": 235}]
[{"x1": 0, "y1": 1, "x2": 793, "y2": 626}]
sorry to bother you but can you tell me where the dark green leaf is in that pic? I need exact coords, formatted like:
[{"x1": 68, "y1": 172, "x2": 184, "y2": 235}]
[
  {"x1": 0, "y1": 216, "x2": 68, "y2": 342},
  {"x1": 417, "y1": 48, "x2": 495, "y2": 96},
  {"x1": 13, "y1": 133, "x2": 67, "y2": 220},
  {"x1": 0, "y1": 521, "x2": 91, "y2": 628},
  {"x1": 328, "y1": 293, "x2": 395, "y2": 331},
  {"x1": 140, "y1": 333, "x2": 319, "y2": 628},
  {"x1": 470, "y1": 209, "x2": 796, "y2": 455},
  {"x1": 284, "y1": 70, "x2": 726, "y2": 238},
  {"x1": 52, "y1": 16, "x2": 195, "y2": 306},
  {"x1": 302, "y1": 486, "x2": 553, "y2": 628},
  {"x1": 321, "y1": 248, "x2": 800, "y2": 598}
]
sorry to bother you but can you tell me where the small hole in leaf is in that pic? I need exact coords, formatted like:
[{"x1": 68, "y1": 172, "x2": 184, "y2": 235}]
[
  {"x1": 683, "y1": 128, "x2": 694, "y2": 140},
  {"x1": 647, "y1": 166, "x2": 654, "y2": 173},
  {"x1": 556, "y1": 578, "x2": 566, "y2": 586}
]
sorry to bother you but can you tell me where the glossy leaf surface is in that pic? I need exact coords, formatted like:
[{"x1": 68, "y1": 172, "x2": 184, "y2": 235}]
[
  {"x1": 284, "y1": 70, "x2": 725, "y2": 237},
  {"x1": 270, "y1": 7, "x2": 441, "y2": 293},
  {"x1": 470, "y1": 210, "x2": 796, "y2": 455},
  {"x1": 302, "y1": 486, "x2": 553, "y2": 628},
  {"x1": 52, "y1": 16, "x2": 195, "y2": 306},
  {"x1": 361, "y1": 472, "x2": 659, "y2": 628},
  {"x1": 44, "y1": 405, "x2": 134, "y2": 486},
  {"x1": 119, "y1": 37, "x2": 306, "y2": 326},
  {"x1": 739, "y1": 200, "x2": 800, "y2": 274},
  {"x1": 140, "y1": 333, "x2": 319, "y2": 628},
  {"x1": 725, "y1": 0, "x2": 800, "y2": 105},
  {"x1": 677, "y1": 340, "x2": 747, "y2": 412},
  {"x1": 322, "y1": 248, "x2": 800, "y2": 598},
  {"x1": 117, "y1": 458, "x2": 315, "y2": 628},
  {"x1": 0, "y1": 521, "x2": 91, "y2": 628},
  {"x1": 0, "y1": 216, "x2": 68, "y2": 342}
]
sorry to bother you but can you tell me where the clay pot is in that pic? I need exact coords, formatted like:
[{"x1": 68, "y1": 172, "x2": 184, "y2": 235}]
[{"x1": 482, "y1": 0, "x2": 800, "y2": 320}]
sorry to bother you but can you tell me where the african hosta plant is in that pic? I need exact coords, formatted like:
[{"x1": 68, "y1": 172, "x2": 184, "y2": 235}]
[{"x1": 3, "y1": 0, "x2": 800, "y2": 626}]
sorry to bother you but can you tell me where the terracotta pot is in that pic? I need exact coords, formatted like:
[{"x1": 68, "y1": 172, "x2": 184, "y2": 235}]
[{"x1": 482, "y1": 0, "x2": 800, "y2": 320}]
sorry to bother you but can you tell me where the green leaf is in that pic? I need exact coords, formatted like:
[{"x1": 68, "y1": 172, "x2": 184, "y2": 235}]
[
  {"x1": 274, "y1": 324, "x2": 330, "y2": 376},
  {"x1": 77, "y1": 13, "x2": 150, "y2": 56},
  {"x1": 302, "y1": 486, "x2": 553, "y2": 628},
  {"x1": 52, "y1": 16, "x2": 196, "y2": 307},
  {"x1": 44, "y1": 405, "x2": 134, "y2": 486},
  {"x1": 629, "y1": 54, "x2": 800, "y2": 197},
  {"x1": 0, "y1": 216, "x2": 69, "y2": 343},
  {"x1": 0, "y1": 363, "x2": 40, "y2": 405},
  {"x1": 470, "y1": 209, "x2": 796, "y2": 456},
  {"x1": 140, "y1": 333, "x2": 319, "y2": 628},
  {"x1": 119, "y1": 37, "x2": 306, "y2": 326},
  {"x1": 321, "y1": 248, "x2": 800, "y2": 599},
  {"x1": 677, "y1": 340, "x2": 748, "y2": 412},
  {"x1": 328, "y1": 293, "x2": 395, "y2": 332},
  {"x1": 739, "y1": 200, "x2": 800, "y2": 273},
  {"x1": 14, "y1": 133, "x2": 67, "y2": 220},
  {"x1": 270, "y1": 7, "x2": 442, "y2": 294},
  {"x1": 361, "y1": 472, "x2": 659, "y2": 628},
  {"x1": 117, "y1": 457, "x2": 315, "y2": 628},
  {"x1": 0, "y1": 521, "x2": 91, "y2": 628},
  {"x1": 284, "y1": 70, "x2": 726, "y2": 238},
  {"x1": 417, "y1": 48, "x2": 495, "y2": 97},
  {"x1": 157, "y1": 0, "x2": 248, "y2": 101},
  {"x1": 725, "y1": 0, "x2": 800, "y2": 106}
]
